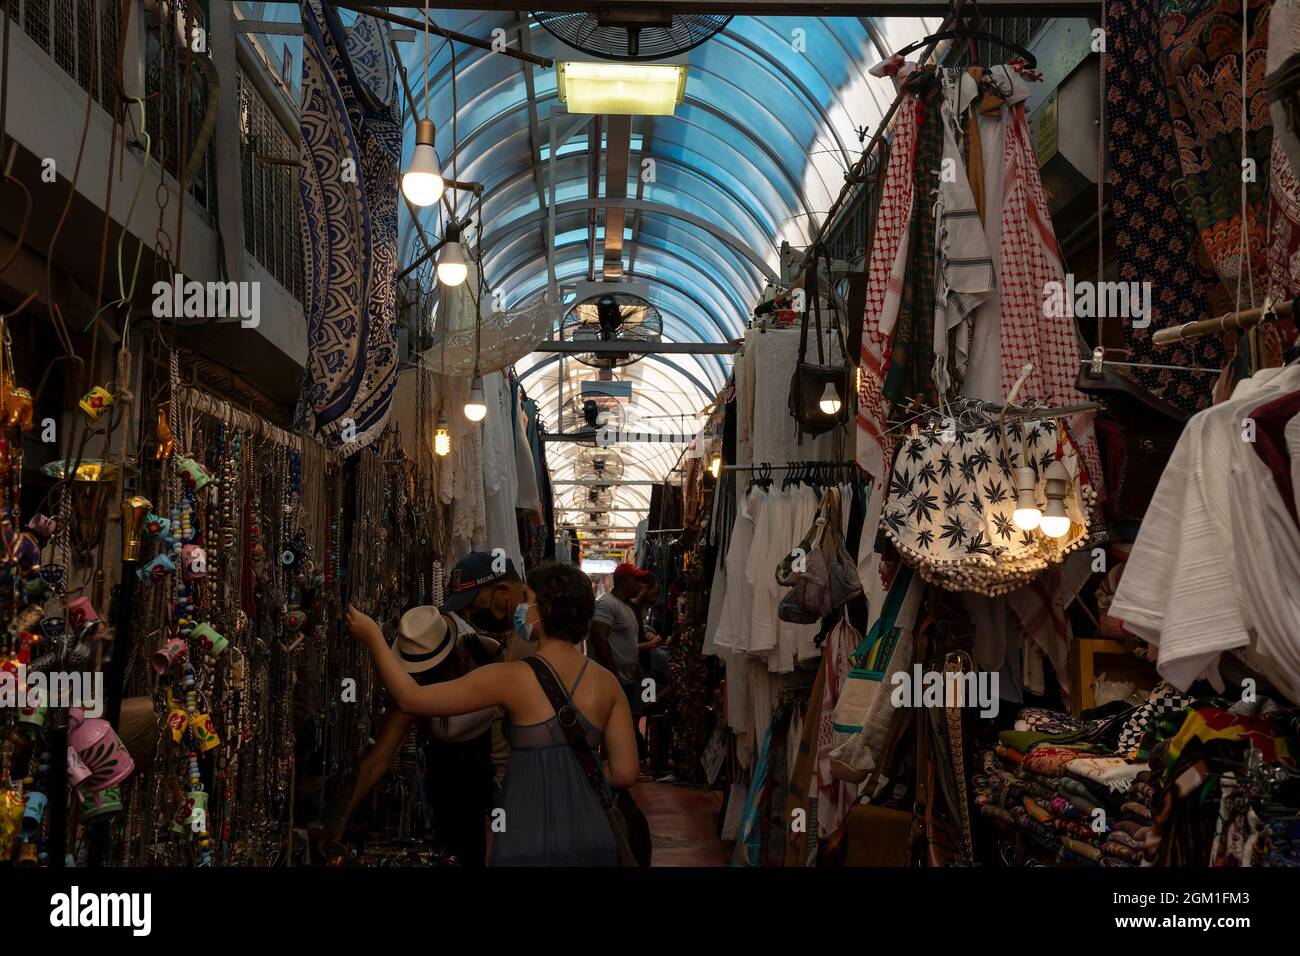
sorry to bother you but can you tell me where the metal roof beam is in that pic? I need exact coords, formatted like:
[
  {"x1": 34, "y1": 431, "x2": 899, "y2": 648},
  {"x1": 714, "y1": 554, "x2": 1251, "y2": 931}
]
[
  {"x1": 364, "y1": 2, "x2": 1098, "y2": 12},
  {"x1": 534, "y1": 341, "x2": 739, "y2": 355}
]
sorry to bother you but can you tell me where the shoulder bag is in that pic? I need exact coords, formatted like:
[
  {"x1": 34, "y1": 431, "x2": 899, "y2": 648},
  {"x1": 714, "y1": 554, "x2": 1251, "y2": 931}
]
[
  {"x1": 788, "y1": 244, "x2": 852, "y2": 439},
  {"x1": 523, "y1": 656, "x2": 640, "y2": 867}
]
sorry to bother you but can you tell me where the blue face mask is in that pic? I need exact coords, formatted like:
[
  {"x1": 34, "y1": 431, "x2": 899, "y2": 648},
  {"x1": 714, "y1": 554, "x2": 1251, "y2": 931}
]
[{"x1": 513, "y1": 602, "x2": 534, "y2": 640}]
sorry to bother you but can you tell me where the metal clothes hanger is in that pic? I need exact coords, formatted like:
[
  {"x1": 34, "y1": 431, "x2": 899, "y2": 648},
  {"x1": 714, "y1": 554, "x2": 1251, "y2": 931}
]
[{"x1": 891, "y1": 1, "x2": 1038, "y2": 69}]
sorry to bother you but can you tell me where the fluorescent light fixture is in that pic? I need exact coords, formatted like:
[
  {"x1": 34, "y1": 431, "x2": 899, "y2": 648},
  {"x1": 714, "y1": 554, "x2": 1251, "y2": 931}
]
[{"x1": 558, "y1": 61, "x2": 687, "y2": 116}]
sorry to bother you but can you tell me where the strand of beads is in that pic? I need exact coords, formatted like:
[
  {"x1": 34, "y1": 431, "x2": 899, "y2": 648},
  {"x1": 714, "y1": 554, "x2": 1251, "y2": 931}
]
[
  {"x1": 186, "y1": 748, "x2": 211, "y2": 866},
  {"x1": 181, "y1": 666, "x2": 212, "y2": 866}
]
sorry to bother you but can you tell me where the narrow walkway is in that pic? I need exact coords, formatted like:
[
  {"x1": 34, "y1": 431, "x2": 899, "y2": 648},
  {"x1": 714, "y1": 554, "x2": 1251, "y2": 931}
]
[{"x1": 632, "y1": 782, "x2": 729, "y2": 867}]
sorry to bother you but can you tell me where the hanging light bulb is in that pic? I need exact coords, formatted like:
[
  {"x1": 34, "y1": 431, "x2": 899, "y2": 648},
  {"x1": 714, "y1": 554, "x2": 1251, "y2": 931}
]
[
  {"x1": 709, "y1": 454, "x2": 721, "y2": 479},
  {"x1": 1011, "y1": 466, "x2": 1042, "y2": 531},
  {"x1": 438, "y1": 221, "x2": 468, "y2": 287},
  {"x1": 464, "y1": 374, "x2": 487, "y2": 422},
  {"x1": 434, "y1": 414, "x2": 451, "y2": 456},
  {"x1": 1039, "y1": 460, "x2": 1072, "y2": 538},
  {"x1": 402, "y1": 119, "x2": 444, "y2": 207},
  {"x1": 818, "y1": 381, "x2": 842, "y2": 416}
]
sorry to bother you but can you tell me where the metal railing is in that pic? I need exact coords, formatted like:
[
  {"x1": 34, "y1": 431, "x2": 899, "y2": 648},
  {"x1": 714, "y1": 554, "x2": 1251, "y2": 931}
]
[
  {"x1": 237, "y1": 64, "x2": 303, "y2": 301},
  {"x1": 10, "y1": 0, "x2": 214, "y2": 213}
]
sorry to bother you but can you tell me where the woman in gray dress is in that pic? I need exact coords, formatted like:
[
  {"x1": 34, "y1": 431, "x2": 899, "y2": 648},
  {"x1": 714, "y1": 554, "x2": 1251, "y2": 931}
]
[{"x1": 346, "y1": 561, "x2": 639, "y2": 865}]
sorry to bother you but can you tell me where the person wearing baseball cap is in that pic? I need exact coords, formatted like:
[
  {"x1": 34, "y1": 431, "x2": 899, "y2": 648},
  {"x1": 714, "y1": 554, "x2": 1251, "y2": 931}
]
[{"x1": 588, "y1": 563, "x2": 653, "y2": 701}]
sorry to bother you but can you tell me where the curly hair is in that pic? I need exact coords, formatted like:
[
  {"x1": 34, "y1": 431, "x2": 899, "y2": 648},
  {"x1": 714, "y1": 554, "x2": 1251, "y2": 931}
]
[{"x1": 527, "y1": 562, "x2": 595, "y2": 644}]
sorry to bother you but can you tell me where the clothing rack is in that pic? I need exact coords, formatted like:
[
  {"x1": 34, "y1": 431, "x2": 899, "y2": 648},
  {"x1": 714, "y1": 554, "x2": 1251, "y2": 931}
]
[
  {"x1": 887, "y1": 397, "x2": 1098, "y2": 437},
  {"x1": 724, "y1": 460, "x2": 855, "y2": 472},
  {"x1": 1083, "y1": 348, "x2": 1222, "y2": 375},
  {"x1": 1150, "y1": 297, "x2": 1294, "y2": 347}
]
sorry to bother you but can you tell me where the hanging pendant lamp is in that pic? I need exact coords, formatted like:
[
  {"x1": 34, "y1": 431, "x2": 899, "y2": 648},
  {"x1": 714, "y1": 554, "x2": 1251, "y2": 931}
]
[
  {"x1": 403, "y1": 118, "x2": 444, "y2": 207},
  {"x1": 438, "y1": 221, "x2": 468, "y2": 287}
]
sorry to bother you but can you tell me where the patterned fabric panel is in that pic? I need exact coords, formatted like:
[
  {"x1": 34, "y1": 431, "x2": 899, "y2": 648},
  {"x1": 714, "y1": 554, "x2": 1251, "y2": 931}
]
[{"x1": 297, "y1": 2, "x2": 401, "y2": 455}]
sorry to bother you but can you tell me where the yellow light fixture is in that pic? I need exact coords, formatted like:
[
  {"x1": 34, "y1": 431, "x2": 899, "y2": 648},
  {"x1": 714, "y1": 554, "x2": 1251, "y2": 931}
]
[
  {"x1": 464, "y1": 374, "x2": 487, "y2": 422},
  {"x1": 709, "y1": 454, "x2": 721, "y2": 479},
  {"x1": 402, "y1": 118, "x2": 444, "y2": 207},
  {"x1": 434, "y1": 414, "x2": 451, "y2": 456},
  {"x1": 557, "y1": 61, "x2": 687, "y2": 116},
  {"x1": 818, "y1": 381, "x2": 842, "y2": 416}
]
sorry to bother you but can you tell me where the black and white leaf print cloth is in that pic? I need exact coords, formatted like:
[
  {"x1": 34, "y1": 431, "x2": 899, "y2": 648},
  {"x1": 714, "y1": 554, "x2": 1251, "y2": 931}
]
[{"x1": 882, "y1": 418, "x2": 1094, "y2": 595}]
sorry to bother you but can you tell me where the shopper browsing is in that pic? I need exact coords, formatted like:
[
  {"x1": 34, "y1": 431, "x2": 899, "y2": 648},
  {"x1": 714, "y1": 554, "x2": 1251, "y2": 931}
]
[
  {"x1": 325, "y1": 604, "x2": 500, "y2": 865},
  {"x1": 588, "y1": 562, "x2": 654, "y2": 706},
  {"x1": 347, "y1": 561, "x2": 639, "y2": 866}
]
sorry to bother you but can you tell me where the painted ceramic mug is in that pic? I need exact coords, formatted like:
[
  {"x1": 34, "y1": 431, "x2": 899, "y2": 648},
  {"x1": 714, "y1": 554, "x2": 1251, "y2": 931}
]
[
  {"x1": 191, "y1": 622, "x2": 227, "y2": 659},
  {"x1": 78, "y1": 385, "x2": 114, "y2": 420},
  {"x1": 175, "y1": 456, "x2": 212, "y2": 492},
  {"x1": 18, "y1": 704, "x2": 47, "y2": 729},
  {"x1": 187, "y1": 790, "x2": 209, "y2": 830},
  {"x1": 66, "y1": 746, "x2": 91, "y2": 787},
  {"x1": 78, "y1": 784, "x2": 123, "y2": 822},
  {"x1": 137, "y1": 553, "x2": 176, "y2": 585},
  {"x1": 189, "y1": 712, "x2": 221, "y2": 753},
  {"x1": 65, "y1": 596, "x2": 100, "y2": 633},
  {"x1": 68, "y1": 708, "x2": 134, "y2": 792},
  {"x1": 21, "y1": 791, "x2": 46, "y2": 839},
  {"x1": 152, "y1": 636, "x2": 187, "y2": 674},
  {"x1": 144, "y1": 513, "x2": 172, "y2": 540},
  {"x1": 181, "y1": 544, "x2": 207, "y2": 579}
]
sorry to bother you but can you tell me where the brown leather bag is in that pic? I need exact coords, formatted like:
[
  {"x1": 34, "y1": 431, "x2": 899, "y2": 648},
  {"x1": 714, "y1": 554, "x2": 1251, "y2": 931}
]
[{"x1": 789, "y1": 245, "x2": 851, "y2": 439}]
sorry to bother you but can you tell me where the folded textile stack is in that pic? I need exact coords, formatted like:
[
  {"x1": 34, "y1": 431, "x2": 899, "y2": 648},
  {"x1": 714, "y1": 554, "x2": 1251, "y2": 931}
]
[{"x1": 973, "y1": 706, "x2": 1154, "y2": 866}]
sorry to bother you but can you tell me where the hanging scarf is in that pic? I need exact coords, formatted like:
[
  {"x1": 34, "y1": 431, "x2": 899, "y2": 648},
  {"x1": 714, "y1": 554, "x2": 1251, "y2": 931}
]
[
  {"x1": 298, "y1": 3, "x2": 402, "y2": 455},
  {"x1": 883, "y1": 72, "x2": 944, "y2": 408},
  {"x1": 995, "y1": 64, "x2": 1100, "y2": 487},
  {"x1": 856, "y1": 81, "x2": 922, "y2": 481}
]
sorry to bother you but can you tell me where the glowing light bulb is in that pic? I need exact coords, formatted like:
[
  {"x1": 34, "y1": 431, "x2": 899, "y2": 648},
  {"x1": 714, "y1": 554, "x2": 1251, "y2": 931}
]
[
  {"x1": 709, "y1": 455, "x2": 721, "y2": 479},
  {"x1": 434, "y1": 415, "x2": 451, "y2": 456},
  {"x1": 437, "y1": 222, "x2": 467, "y2": 287},
  {"x1": 818, "y1": 381, "x2": 842, "y2": 416},
  {"x1": 1012, "y1": 466, "x2": 1041, "y2": 531},
  {"x1": 402, "y1": 119, "x2": 444, "y2": 207},
  {"x1": 464, "y1": 375, "x2": 487, "y2": 422},
  {"x1": 1040, "y1": 460, "x2": 1072, "y2": 538}
]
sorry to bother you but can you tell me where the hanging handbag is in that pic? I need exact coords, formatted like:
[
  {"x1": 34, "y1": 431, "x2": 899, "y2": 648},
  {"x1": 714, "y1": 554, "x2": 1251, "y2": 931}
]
[
  {"x1": 828, "y1": 570, "x2": 925, "y2": 782},
  {"x1": 778, "y1": 489, "x2": 863, "y2": 624},
  {"x1": 788, "y1": 245, "x2": 852, "y2": 439},
  {"x1": 523, "y1": 656, "x2": 642, "y2": 866}
]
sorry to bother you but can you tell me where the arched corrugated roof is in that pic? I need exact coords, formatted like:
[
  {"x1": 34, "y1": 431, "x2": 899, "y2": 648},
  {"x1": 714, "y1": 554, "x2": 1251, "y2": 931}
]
[{"x1": 241, "y1": 5, "x2": 938, "y2": 531}]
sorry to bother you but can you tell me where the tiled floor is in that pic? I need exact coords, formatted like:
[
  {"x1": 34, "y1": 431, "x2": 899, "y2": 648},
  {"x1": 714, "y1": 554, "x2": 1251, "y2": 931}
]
[{"x1": 632, "y1": 781, "x2": 729, "y2": 867}]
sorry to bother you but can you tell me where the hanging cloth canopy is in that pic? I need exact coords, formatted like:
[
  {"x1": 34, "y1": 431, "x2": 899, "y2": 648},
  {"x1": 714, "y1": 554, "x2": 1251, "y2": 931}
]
[{"x1": 423, "y1": 261, "x2": 559, "y2": 376}]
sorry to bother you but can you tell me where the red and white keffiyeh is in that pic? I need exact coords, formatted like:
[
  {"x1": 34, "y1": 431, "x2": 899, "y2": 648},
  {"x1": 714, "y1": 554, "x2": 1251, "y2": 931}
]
[
  {"x1": 856, "y1": 96, "x2": 922, "y2": 481},
  {"x1": 997, "y1": 99, "x2": 1101, "y2": 486}
]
